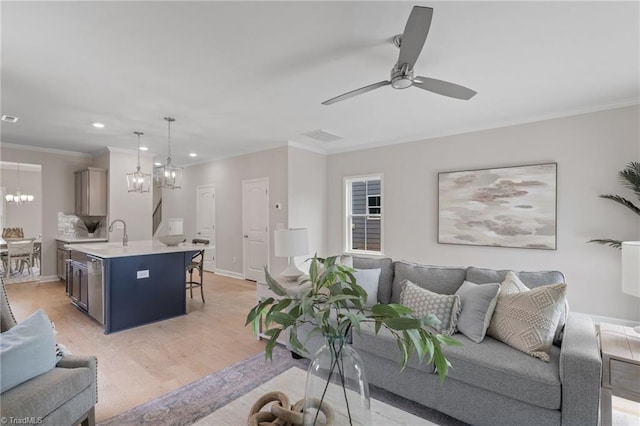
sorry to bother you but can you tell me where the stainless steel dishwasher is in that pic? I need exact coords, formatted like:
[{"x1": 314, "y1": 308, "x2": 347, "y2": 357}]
[{"x1": 87, "y1": 255, "x2": 104, "y2": 325}]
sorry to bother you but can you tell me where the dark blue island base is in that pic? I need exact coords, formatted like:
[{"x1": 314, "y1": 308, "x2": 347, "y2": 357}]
[{"x1": 103, "y1": 251, "x2": 197, "y2": 334}]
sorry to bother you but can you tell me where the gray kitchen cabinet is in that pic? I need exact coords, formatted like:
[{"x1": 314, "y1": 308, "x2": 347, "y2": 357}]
[
  {"x1": 57, "y1": 241, "x2": 70, "y2": 281},
  {"x1": 74, "y1": 167, "x2": 107, "y2": 216}
]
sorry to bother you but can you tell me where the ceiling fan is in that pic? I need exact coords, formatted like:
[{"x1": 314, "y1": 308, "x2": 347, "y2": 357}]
[{"x1": 322, "y1": 6, "x2": 477, "y2": 106}]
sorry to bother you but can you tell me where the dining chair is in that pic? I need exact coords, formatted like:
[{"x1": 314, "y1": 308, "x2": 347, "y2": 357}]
[
  {"x1": 2, "y1": 228, "x2": 24, "y2": 239},
  {"x1": 3, "y1": 238, "x2": 35, "y2": 276},
  {"x1": 186, "y1": 239, "x2": 209, "y2": 303}
]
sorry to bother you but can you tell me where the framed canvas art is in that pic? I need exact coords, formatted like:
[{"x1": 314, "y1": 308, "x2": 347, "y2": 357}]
[{"x1": 438, "y1": 163, "x2": 557, "y2": 250}]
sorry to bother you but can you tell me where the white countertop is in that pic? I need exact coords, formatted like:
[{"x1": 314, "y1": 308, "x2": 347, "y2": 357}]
[
  {"x1": 56, "y1": 236, "x2": 109, "y2": 243},
  {"x1": 66, "y1": 240, "x2": 208, "y2": 258}
]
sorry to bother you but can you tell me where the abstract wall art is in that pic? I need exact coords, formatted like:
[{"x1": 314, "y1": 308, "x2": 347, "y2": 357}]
[{"x1": 438, "y1": 163, "x2": 557, "y2": 249}]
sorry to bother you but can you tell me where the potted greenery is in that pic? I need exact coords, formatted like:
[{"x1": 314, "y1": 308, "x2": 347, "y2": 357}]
[
  {"x1": 589, "y1": 161, "x2": 640, "y2": 249},
  {"x1": 246, "y1": 255, "x2": 460, "y2": 425},
  {"x1": 78, "y1": 220, "x2": 101, "y2": 237}
]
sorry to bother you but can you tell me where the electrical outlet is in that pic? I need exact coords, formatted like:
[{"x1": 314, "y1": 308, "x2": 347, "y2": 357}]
[
  {"x1": 232, "y1": 256, "x2": 237, "y2": 263},
  {"x1": 116, "y1": 222, "x2": 124, "y2": 230}
]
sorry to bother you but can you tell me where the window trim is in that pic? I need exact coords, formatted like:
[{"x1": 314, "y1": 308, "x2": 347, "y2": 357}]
[{"x1": 343, "y1": 174, "x2": 384, "y2": 255}]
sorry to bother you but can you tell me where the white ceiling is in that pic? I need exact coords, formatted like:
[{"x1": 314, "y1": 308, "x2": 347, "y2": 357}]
[{"x1": 1, "y1": 1, "x2": 638, "y2": 166}]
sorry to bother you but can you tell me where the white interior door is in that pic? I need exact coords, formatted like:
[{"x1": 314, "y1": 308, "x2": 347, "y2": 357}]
[
  {"x1": 196, "y1": 184, "x2": 216, "y2": 272},
  {"x1": 242, "y1": 178, "x2": 269, "y2": 281}
]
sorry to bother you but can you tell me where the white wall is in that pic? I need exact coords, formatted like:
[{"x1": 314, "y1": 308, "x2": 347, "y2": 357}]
[
  {"x1": 288, "y1": 146, "x2": 328, "y2": 270},
  {"x1": 163, "y1": 146, "x2": 289, "y2": 277},
  {"x1": 0, "y1": 145, "x2": 92, "y2": 277},
  {"x1": 327, "y1": 106, "x2": 640, "y2": 321},
  {"x1": 2, "y1": 166, "x2": 42, "y2": 237},
  {"x1": 103, "y1": 149, "x2": 154, "y2": 242}
]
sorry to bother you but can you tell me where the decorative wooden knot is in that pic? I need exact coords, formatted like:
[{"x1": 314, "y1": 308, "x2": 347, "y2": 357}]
[{"x1": 247, "y1": 392, "x2": 334, "y2": 426}]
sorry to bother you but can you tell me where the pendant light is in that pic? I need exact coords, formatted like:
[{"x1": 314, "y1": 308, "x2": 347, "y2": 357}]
[
  {"x1": 155, "y1": 117, "x2": 182, "y2": 189},
  {"x1": 5, "y1": 163, "x2": 35, "y2": 205},
  {"x1": 126, "y1": 131, "x2": 151, "y2": 193}
]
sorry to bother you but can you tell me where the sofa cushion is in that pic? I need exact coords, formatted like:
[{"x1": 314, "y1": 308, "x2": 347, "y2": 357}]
[
  {"x1": 352, "y1": 257, "x2": 393, "y2": 304},
  {"x1": 392, "y1": 261, "x2": 466, "y2": 303},
  {"x1": 400, "y1": 280, "x2": 461, "y2": 335},
  {"x1": 455, "y1": 281, "x2": 500, "y2": 343},
  {"x1": 1, "y1": 309, "x2": 57, "y2": 393},
  {"x1": 465, "y1": 266, "x2": 565, "y2": 289},
  {"x1": 487, "y1": 282, "x2": 567, "y2": 362},
  {"x1": 351, "y1": 268, "x2": 381, "y2": 307},
  {"x1": 0, "y1": 365, "x2": 93, "y2": 420},
  {"x1": 441, "y1": 333, "x2": 562, "y2": 410},
  {"x1": 352, "y1": 322, "x2": 436, "y2": 374}
]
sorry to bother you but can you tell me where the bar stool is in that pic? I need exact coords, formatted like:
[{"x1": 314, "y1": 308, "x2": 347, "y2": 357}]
[{"x1": 186, "y1": 239, "x2": 209, "y2": 302}]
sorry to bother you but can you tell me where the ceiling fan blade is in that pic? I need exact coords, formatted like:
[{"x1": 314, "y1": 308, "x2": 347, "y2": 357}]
[
  {"x1": 397, "y1": 6, "x2": 433, "y2": 69},
  {"x1": 322, "y1": 81, "x2": 391, "y2": 105},
  {"x1": 414, "y1": 76, "x2": 477, "y2": 100}
]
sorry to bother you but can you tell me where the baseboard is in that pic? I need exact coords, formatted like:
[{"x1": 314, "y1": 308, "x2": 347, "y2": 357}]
[
  {"x1": 581, "y1": 312, "x2": 640, "y2": 328},
  {"x1": 214, "y1": 268, "x2": 245, "y2": 280},
  {"x1": 39, "y1": 275, "x2": 63, "y2": 283}
]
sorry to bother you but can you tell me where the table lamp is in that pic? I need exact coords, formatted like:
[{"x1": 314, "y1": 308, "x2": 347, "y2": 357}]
[
  {"x1": 621, "y1": 241, "x2": 640, "y2": 333},
  {"x1": 274, "y1": 228, "x2": 308, "y2": 281}
]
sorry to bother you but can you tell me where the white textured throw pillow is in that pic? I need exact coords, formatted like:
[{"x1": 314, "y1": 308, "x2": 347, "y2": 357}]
[
  {"x1": 500, "y1": 271, "x2": 530, "y2": 295},
  {"x1": 455, "y1": 281, "x2": 500, "y2": 343},
  {"x1": 351, "y1": 268, "x2": 381, "y2": 307},
  {"x1": 499, "y1": 271, "x2": 568, "y2": 345},
  {"x1": 487, "y1": 282, "x2": 567, "y2": 362},
  {"x1": 400, "y1": 280, "x2": 461, "y2": 336},
  {"x1": 0, "y1": 309, "x2": 57, "y2": 393}
]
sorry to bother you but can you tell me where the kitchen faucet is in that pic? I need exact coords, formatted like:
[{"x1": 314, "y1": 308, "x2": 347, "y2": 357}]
[{"x1": 108, "y1": 219, "x2": 128, "y2": 246}]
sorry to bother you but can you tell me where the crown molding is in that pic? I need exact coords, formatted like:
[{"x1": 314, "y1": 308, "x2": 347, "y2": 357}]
[{"x1": 0, "y1": 142, "x2": 92, "y2": 158}]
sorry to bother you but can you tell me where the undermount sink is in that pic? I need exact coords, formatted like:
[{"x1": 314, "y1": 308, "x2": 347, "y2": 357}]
[{"x1": 83, "y1": 242, "x2": 122, "y2": 249}]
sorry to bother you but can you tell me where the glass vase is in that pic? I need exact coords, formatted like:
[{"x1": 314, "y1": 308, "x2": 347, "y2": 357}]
[{"x1": 303, "y1": 334, "x2": 371, "y2": 426}]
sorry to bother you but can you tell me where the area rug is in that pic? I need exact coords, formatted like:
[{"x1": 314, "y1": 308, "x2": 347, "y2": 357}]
[{"x1": 98, "y1": 345, "x2": 466, "y2": 426}]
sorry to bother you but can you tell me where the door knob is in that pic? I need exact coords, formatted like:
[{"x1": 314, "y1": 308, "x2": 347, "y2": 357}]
[{"x1": 244, "y1": 235, "x2": 248, "y2": 238}]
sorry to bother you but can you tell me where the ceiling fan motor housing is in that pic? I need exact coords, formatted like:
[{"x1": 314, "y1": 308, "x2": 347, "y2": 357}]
[{"x1": 391, "y1": 63, "x2": 414, "y2": 89}]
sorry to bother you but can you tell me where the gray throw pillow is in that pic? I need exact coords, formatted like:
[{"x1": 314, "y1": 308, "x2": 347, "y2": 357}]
[
  {"x1": 351, "y1": 268, "x2": 381, "y2": 307},
  {"x1": 400, "y1": 280, "x2": 461, "y2": 336},
  {"x1": 0, "y1": 309, "x2": 57, "y2": 393},
  {"x1": 455, "y1": 281, "x2": 500, "y2": 343}
]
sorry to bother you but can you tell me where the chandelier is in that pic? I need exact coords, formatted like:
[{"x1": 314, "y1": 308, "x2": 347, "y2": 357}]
[
  {"x1": 126, "y1": 131, "x2": 151, "y2": 193},
  {"x1": 154, "y1": 117, "x2": 182, "y2": 189},
  {"x1": 5, "y1": 163, "x2": 34, "y2": 204}
]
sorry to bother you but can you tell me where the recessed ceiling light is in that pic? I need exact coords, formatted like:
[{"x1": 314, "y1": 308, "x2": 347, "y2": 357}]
[
  {"x1": 139, "y1": 146, "x2": 148, "y2": 151},
  {"x1": 92, "y1": 122, "x2": 105, "y2": 128},
  {"x1": 1, "y1": 115, "x2": 19, "y2": 123},
  {"x1": 189, "y1": 153, "x2": 197, "y2": 157},
  {"x1": 154, "y1": 162, "x2": 162, "y2": 166}
]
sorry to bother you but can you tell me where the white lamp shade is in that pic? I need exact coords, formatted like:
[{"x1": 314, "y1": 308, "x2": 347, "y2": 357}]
[
  {"x1": 622, "y1": 241, "x2": 640, "y2": 298},
  {"x1": 274, "y1": 228, "x2": 309, "y2": 257}
]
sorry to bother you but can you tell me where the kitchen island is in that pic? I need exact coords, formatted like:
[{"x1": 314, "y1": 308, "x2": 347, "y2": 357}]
[{"x1": 68, "y1": 240, "x2": 204, "y2": 334}]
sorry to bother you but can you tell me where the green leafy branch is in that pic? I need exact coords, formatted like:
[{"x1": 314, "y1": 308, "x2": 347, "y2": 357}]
[
  {"x1": 589, "y1": 161, "x2": 640, "y2": 249},
  {"x1": 246, "y1": 255, "x2": 461, "y2": 383}
]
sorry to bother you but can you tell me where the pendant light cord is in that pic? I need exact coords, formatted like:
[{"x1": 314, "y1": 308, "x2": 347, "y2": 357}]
[
  {"x1": 164, "y1": 117, "x2": 175, "y2": 165},
  {"x1": 134, "y1": 131, "x2": 143, "y2": 171}
]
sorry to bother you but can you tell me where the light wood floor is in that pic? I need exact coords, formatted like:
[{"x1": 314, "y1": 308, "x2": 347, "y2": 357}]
[{"x1": 4, "y1": 273, "x2": 267, "y2": 422}]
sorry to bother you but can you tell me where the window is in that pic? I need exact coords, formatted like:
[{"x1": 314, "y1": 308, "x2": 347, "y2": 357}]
[{"x1": 345, "y1": 175, "x2": 382, "y2": 254}]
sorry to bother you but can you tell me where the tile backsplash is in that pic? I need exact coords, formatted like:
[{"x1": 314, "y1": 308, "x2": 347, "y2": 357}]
[{"x1": 58, "y1": 213, "x2": 106, "y2": 238}]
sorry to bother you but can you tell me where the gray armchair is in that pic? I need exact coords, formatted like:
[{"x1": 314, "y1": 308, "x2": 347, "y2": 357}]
[{"x1": 0, "y1": 278, "x2": 98, "y2": 426}]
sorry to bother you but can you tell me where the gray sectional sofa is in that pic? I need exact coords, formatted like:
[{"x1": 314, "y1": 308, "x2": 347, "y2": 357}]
[{"x1": 290, "y1": 257, "x2": 602, "y2": 426}]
